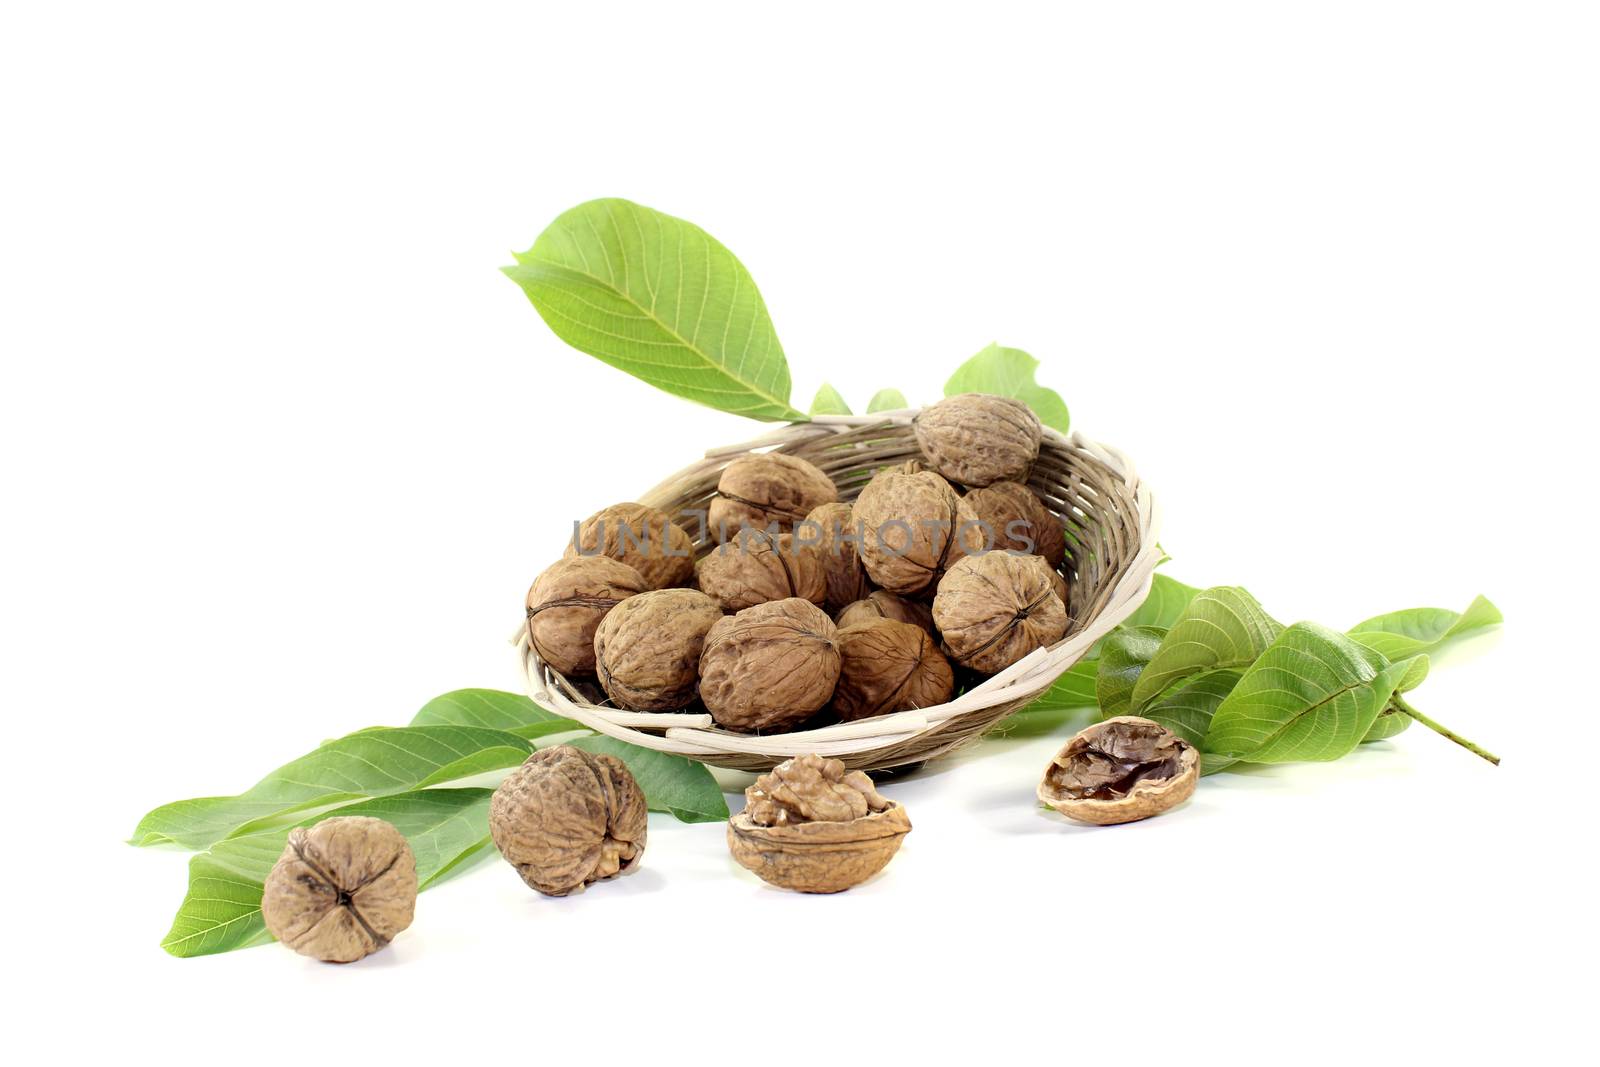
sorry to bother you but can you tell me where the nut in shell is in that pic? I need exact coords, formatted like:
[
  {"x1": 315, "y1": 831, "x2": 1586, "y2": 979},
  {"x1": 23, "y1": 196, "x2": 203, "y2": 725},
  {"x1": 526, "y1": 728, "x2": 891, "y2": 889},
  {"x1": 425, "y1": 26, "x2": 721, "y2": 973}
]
[
  {"x1": 933, "y1": 552, "x2": 1069, "y2": 673},
  {"x1": 1038, "y1": 716, "x2": 1199, "y2": 825},
  {"x1": 835, "y1": 589, "x2": 937, "y2": 637},
  {"x1": 261, "y1": 816, "x2": 418, "y2": 963},
  {"x1": 833, "y1": 618, "x2": 954, "y2": 721},
  {"x1": 526, "y1": 556, "x2": 648, "y2": 676},
  {"x1": 696, "y1": 528, "x2": 826, "y2": 613},
  {"x1": 851, "y1": 466, "x2": 985, "y2": 595},
  {"x1": 709, "y1": 452, "x2": 838, "y2": 541},
  {"x1": 727, "y1": 754, "x2": 912, "y2": 893},
  {"x1": 800, "y1": 501, "x2": 871, "y2": 612},
  {"x1": 489, "y1": 745, "x2": 648, "y2": 896},
  {"x1": 593, "y1": 588, "x2": 724, "y2": 710},
  {"x1": 698, "y1": 598, "x2": 841, "y2": 732},
  {"x1": 913, "y1": 393, "x2": 1041, "y2": 488},
  {"x1": 962, "y1": 480, "x2": 1067, "y2": 570},
  {"x1": 565, "y1": 502, "x2": 696, "y2": 590}
]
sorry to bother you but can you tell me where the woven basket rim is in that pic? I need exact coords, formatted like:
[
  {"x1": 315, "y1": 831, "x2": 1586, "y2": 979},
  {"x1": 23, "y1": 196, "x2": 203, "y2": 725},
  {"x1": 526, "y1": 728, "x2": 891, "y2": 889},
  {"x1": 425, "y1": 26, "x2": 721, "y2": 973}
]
[{"x1": 513, "y1": 409, "x2": 1161, "y2": 772}]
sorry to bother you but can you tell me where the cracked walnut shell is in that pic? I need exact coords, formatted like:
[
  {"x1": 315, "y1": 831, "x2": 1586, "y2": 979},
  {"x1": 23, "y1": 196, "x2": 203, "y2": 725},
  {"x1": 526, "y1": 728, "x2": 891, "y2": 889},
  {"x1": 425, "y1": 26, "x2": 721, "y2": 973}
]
[
  {"x1": 261, "y1": 816, "x2": 418, "y2": 963},
  {"x1": 526, "y1": 556, "x2": 648, "y2": 676},
  {"x1": 698, "y1": 598, "x2": 841, "y2": 733},
  {"x1": 1038, "y1": 717, "x2": 1199, "y2": 825},
  {"x1": 489, "y1": 746, "x2": 648, "y2": 896},
  {"x1": 593, "y1": 588, "x2": 723, "y2": 710},
  {"x1": 962, "y1": 480, "x2": 1067, "y2": 570},
  {"x1": 933, "y1": 552, "x2": 1069, "y2": 673},
  {"x1": 696, "y1": 528, "x2": 826, "y2": 613},
  {"x1": 851, "y1": 466, "x2": 985, "y2": 596},
  {"x1": 834, "y1": 618, "x2": 954, "y2": 721},
  {"x1": 709, "y1": 452, "x2": 838, "y2": 541},
  {"x1": 565, "y1": 502, "x2": 696, "y2": 590},
  {"x1": 727, "y1": 754, "x2": 912, "y2": 893},
  {"x1": 913, "y1": 393, "x2": 1041, "y2": 488}
]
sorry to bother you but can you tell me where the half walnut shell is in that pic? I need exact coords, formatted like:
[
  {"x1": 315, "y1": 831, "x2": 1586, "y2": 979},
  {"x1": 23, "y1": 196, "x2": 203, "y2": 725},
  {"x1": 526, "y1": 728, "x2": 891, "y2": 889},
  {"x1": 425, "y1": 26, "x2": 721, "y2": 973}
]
[{"x1": 1037, "y1": 716, "x2": 1199, "y2": 826}]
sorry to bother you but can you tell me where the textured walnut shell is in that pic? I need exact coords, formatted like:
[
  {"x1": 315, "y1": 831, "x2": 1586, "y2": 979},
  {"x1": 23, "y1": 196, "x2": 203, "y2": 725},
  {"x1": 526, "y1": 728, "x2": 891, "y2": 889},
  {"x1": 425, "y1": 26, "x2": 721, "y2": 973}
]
[
  {"x1": 709, "y1": 453, "x2": 838, "y2": 541},
  {"x1": 565, "y1": 502, "x2": 696, "y2": 591},
  {"x1": 1038, "y1": 717, "x2": 1199, "y2": 825},
  {"x1": 526, "y1": 556, "x2": 649, "y2": 676},
  {"x1": 490, "y1": 746, "x2": 648, "y2": 896},
  {"x1": 851, "y1": 467, "x2": 985, "y2": 595},
  {"x1": 933, "y1": 552, "x2": 1069, "y2": 673},
  {"x1": 696, "y1": 529, "x2": 826, "y2": 613},
  {"x1": 801, "y1": 502, "x2": 871, "y2": 612},
  {"x1": 834, "y1": 619, "x2": 954, "y2": 721},
  {"x1": 593, "y1": 588, "x2": 724, "y2": 710},
  {"x1": 913, "y1": 393, "x2": 1042, "y2": 488},
  {"x1": 835, "y1": 589, "x2": 937, "y2": 636},
  {"x1": 699, "y1": 598, "x2": 841, "y2": 732},
  {"x1": 261, "y1": 816, "x2": 417, "y2": 963},
  {"x1": 727, "y1": 754, "x2": 912, "y2": 893},
  {"x1": 962, "y1": 481, "x2": 1067, "y2": 570}
]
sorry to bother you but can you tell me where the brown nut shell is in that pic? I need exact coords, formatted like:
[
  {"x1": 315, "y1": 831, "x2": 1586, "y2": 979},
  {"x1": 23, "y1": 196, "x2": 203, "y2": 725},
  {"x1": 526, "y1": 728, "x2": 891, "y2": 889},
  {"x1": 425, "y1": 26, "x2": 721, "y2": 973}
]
[
  {"x1": 913, "y1": 393, "x2": 1041, "y2": 488},
  {"x1": 565, "y1": 502, "x2": 696, "y2": 590},
  {"x1": 962, "y1": 481, "x2": 1067, "y2": 570},
  {"x1": 1038, "y1": 716, "x2": 1199, "y2": 825},
  {"x1": 490, "y1": 745, "x2": 648, "y2": 895},
  {"x1": 593, "y1": 588, "x2": 724, "y2": 710},
  {"x1": 833, "y1": 619, "x2": 955, "y2": 721},
  {"x1": 526, "y1": 556, "x2": 649, "y2": 676},
  {"x1": 709, "y1": 453, "x2": 838, "y2": 541},
  {"x1": 261, "y1": 816, "x2": 418, "y2": 963},
  {"x1": 698, "y1": 598, "x2": 841, "y2": 733},
  {"x1": 851, "y1": 467, "x2": 985, "y2": 595},
  {"x1": 696, "y1": 529, "x2": 826, "y2": 613},
  {"x1": 800, "y1": 502, "x2": 871, "y2": 612},
  {"x1": 933, "y1": 552, "x2": 1069, "y2": 673},
  {"x1": 726, "y1": 754, "x2": 911, "y2": 893},
  {"x1": 835, "y1": 590, "x2": 937, "y2": 637}
]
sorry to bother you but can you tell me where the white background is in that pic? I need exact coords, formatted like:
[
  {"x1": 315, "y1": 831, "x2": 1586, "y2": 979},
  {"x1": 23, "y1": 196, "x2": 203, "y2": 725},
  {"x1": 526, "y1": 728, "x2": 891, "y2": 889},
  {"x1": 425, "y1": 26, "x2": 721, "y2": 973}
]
[{"x1": 3, "y1": 2, "x2": 1594, "y2": 1062}]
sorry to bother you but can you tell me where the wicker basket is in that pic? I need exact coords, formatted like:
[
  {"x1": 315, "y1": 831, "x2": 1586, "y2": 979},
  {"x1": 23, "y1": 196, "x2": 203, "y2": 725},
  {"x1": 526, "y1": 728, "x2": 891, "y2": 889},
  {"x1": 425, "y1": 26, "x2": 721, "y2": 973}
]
[{"x1": 513, "y1": 409, "x2": 1161, "y2": 773}]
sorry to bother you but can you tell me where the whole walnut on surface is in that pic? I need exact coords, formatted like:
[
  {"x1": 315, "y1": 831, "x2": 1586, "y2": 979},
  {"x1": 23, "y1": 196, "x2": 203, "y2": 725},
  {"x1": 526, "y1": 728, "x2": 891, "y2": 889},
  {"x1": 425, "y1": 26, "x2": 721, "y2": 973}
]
[
  {"x1": 801, "y1": 501, "x2": 871, "y2": 612},
  {"x1": 914, "y1": 393, "x2": 1042, "y2": 488},
  {"x1": 933, "y1": 552, "x2": 1069, "y2": 673},
  {"x1": 962, "y1": 480, "x2": 1067, "y2": 570},
  {"x1": 261, "y1": 816, "x2": 417, "y2": 963},
  {"x1": 727, "y1": 754, "x2": 912, "y2": 893},
  {"x1": 834, "y1": 618, "x2": 955, "y2": 721},
  {"x1": 565, "y1": 502, "x2": 695, "y2": 590},
  {"x1": 526, "y1": 556, "x2": 648, "y2": 676},
  {"x1": 699, "y1": 598, "x2": 841, "y2": 733},
  {"x1": 709, "y1": 452, "x2": 838, "y2": 541},
  {"x1": 835, "y1": 589, "x2": 937, "y2": 636},
  {"x1": 696, "y1": 528, "x2": 826, "y2": 613},
  {"x1": 1038, "y1": 717, "x2": 1198, "y2": 825},
  {"x1": 490, "y1": 746, "x2": 648, "y2": 896},
  {"x1": 851, "y1": 466, "x2": 984, "y2": 595},
  {"x1": 593, "y1": 588, "x2": 723, "y2": 710}
]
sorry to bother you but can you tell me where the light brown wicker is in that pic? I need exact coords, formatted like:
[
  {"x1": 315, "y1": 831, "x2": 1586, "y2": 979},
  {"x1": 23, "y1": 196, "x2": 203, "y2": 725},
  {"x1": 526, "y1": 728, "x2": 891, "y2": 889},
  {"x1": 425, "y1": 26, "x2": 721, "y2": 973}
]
[{"x1": 513, "y1": 409, "x2": 1161, "y2": 773}]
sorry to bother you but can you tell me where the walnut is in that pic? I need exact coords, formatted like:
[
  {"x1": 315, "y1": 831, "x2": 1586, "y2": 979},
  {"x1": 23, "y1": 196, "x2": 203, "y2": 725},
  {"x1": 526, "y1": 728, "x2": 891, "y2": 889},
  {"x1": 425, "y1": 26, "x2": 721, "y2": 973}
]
[
  {"x1": 800, "y1": 501, "x2": 871, "y2": 612},
  {"x1": 698, "y1": 598, "x2": 840, "y2": 732},
  {"x1": 962, "y1": 481, "x2": 1067, "y2": 570},
  {"x1": 834, "y1": 619, "x2": 954, "y2": 721},
  {"x1": 696, "y1": 528, "x2": 825, "y2": 613},
  {"x1": 261, "y1": 816, "x2": 417, "y2": 963},
  {"x1": 835, "y1": 589, "x2": 937, "y2": 637},
  {"x1": 709, "y1": 452, "x2": 838, "y2": 541},
  {"x1": 913, "y1": 393, "x2": 1041, "y2": 487},
  {"x1": 727, "y1": 754, "x2": 912, "y2": 893},
  {"x1": 489, "y1": 746, "x2": 648, "y2": 896},
  {"x1": 593, "y1": 588, "x2": 723, "y2": 710},
  {"x1": 851, "y1": 466, "x2": 985, "y2": 595},
  {"x1": 526, "y1": 556, "x2": 648, "y2": 676},
  {"x1": 1038, "y1": 717, "x2": 1199, "y2": 825},
  {"x1": 564, "y1": 502, "x2": 695, "y2": 591},
  {"x1": 932, "y1": 552, "x2": 1069, "y2": 672}
]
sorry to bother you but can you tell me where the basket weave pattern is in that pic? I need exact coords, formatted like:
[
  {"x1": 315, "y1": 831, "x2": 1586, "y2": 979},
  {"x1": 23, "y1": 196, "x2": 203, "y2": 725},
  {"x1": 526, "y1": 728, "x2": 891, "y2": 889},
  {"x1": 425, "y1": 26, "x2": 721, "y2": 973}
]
[{"x1": 514, "y1": 410, "x2": 1161, "y2": 772}]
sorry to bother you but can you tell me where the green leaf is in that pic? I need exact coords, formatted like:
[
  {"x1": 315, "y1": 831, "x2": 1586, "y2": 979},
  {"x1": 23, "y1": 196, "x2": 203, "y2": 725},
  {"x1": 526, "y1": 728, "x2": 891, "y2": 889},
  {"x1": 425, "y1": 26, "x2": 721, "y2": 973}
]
[
  {"x1": 867, "y1": 388, "x2": 909, "y2": 413},
  {"x1": 1363, "y1": 655, "x2": 1431, "y2": 742},
  {"x1": 1142, "y1": 669, "x2": 1243, "y2": 775},
  {"x1": 1129, "y1": 587, "x2": 1282, "y2": 712},
  {"x1": 944, "y1": 343, "x2": 1069, "y2": 433},
  {"x1": 503, "y1": 198, "x2": 804, "y2": 421},
  {"x1": 1348, "y1": 595, "x2": 1502, "y2": 660},
  {"x1": 161, "y1": 789, "x2": 494, "y2": 958},
  {"x1": 1123, "y1": 574, "x2": 1204, "y2": 631},
  {"x1": 1026, "y1": 658, "x2": 1099, "y2": 711},
  {"x1": 410, "y1": 688, "x2": 584, "y2": 740},
  {"x1": 130, "y1": 726, "x2": 532, "y2": 850},
  {"x1": 809, "y1": 383, "x2": 852, "y2": 415},
  {"x1": 1205, "y1": 623, "x2": 1404, "y2": 763},
  {"x1": 566, "y1": 735, "x2": 729, "y2": 823},
  {"x1": 1096, "y1": 626, "x2": 1169, "y2": 719}
]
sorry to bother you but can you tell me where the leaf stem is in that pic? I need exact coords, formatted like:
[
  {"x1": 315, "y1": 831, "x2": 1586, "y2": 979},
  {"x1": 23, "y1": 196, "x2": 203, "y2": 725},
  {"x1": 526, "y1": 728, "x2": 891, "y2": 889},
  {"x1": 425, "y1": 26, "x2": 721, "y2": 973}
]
[{"x1": 1392, "y1": 695, "x2": 1500, "y2": 766}]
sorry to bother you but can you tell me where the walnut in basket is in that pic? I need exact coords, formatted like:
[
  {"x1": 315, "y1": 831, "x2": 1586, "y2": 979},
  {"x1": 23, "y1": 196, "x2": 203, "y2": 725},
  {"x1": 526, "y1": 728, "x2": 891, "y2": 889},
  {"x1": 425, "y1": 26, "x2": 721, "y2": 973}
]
[
  {"x1": 835, "y1": 589, "x2": 937, "y2": 636},
  {"x1": 962, "y1": 480, "x2": 1067, "y2": 570},
  {"x1": 526, "y1": 556, "x2": 649, "y2": 676},
  {"x1": 696, "y1": 528, "x2": 826, "y2": 613},
  {"x1": 913, "y1": 393, "x2": 1041, "y2": 488},
  {"x1": 833, "y1": 618, "x2": 954, "y2": 721},
  {"x1": 851, "y1": 466, "x2": 985, "y2": 596},
  {"x1": 801, "y1": 501, "x2": 871, "y2": 612},
  {"x1": 932, "y1": 552, "x2": 1069, "y2": 673},
  {"x1": 593, "y1": 588, "x2": 724, "y2": 710},
  {"x1": 698, "y1": 598, "x2": 841, "y2": 732},
  {"x1": 565, "y1": 502, "x2": 696, "y2": 590},
  {"x1": 709, "y1": 452, "x2": 838, "y2": 542}
]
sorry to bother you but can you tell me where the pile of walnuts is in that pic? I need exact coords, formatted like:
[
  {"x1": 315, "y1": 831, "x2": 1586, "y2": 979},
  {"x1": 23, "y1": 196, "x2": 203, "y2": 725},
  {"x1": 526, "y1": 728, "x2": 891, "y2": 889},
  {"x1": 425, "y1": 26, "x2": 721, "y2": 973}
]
[{"x1": 524, "y1": 393, "x2": 1073, "y2": 734}]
